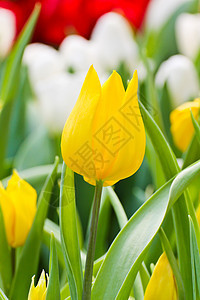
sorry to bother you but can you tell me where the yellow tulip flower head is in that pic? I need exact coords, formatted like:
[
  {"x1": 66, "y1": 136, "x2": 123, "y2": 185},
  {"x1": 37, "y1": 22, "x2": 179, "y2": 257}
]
[
  {"x1": 28, "y1": 270, "x2": 48, "y2": 300},
  {"x1": 170, "y1": 98, "x2": 200, "y2": 152},
  {"x1": 0, "y1": 170, "x2": 37, "y2": 248},
  {"x1": 61, "y1": 66, "x2": 146, "y2": 186},
  {"x1": 144, "y1": 253, "x2": 177, "y2": 300}
]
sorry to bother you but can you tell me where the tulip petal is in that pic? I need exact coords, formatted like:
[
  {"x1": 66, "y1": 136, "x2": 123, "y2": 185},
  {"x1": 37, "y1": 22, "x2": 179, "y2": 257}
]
[
  {"x1": 0, "y1": 182, "x2": 15, "y2": 246},
  {"x1": 6, "y1": 170, "x2": 37, "y2": 247},
  {"x1": 28, "y1": 271, "x2": 47, "y2": 300},
  {"x1": 91, "y1": 70, "x2": 126, "y2": 181},
  {"x1": 170, "y1": 99, "x2": 200, "y2": 152},
  {"x1": 61, "y1": 65, "x2": 102, "y2": 182},
  {"x1": 103, "y1": 71, "x2": 146, "y2": 184},
  {"x1": 144, "y1": 253, "x2": 177, "y2": 300}
]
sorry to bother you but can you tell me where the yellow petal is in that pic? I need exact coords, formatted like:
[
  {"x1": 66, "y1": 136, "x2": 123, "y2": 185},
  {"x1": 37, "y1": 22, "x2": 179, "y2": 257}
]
[
  {"x1": 28, "y1": 271, "x2": 47, "y2": 300},
  {"x1": 144, "y1": 253, "x2": 177, "y2": 300},
  {"x1": 61, "y1": 65, "x2": 101, "y2": 183},
  {"x1": 91, "y1": 70, "x2": 126, "y2": 181},
  {"x1": 0, "y1": 182, "x2": 15, "y2": 246},
  {"x1": 6, "y1": 170, "x2": 37, "y2": 247},
  {"x1": 102, "y1": 71, "x2": 146, "y2": 184},
  {"x1": 61, "y1": 67, "x2": 146, "y2": 186},
  {"x1": 170, "y1": 99, "x2": 200, "y2": 152}
]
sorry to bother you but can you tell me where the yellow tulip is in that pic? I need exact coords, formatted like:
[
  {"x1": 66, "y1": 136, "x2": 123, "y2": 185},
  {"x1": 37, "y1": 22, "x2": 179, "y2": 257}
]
[
  {"x1": 0, "y1": 170, "x2": 37, "y2": 248},
  {"x1": 144, "y1": 253, "x2": 177, "y2": 300},
  {"x1": 170, "y1": 98, "x2": 200, "y2": 152},
  {"x1": 28, "y1": 270, "x2": 47, "y2": 300},
  {"x1": 61, "y1": 66, "x2": 146, "y2": 186}
]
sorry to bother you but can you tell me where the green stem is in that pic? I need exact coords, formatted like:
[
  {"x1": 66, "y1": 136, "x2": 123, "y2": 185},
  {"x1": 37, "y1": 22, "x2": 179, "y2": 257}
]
[{"x1": 82, "y1": 180, "x2": 103, "y2": 300}]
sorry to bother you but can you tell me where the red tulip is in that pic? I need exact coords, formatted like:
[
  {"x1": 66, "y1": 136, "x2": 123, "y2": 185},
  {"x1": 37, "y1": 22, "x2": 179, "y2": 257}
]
[{"x1": 0, "y1": 0, "x2": 151, "y2": 46}]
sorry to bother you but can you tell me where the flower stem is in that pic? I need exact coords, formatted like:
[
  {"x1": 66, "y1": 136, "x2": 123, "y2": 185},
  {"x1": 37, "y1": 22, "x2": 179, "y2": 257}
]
[{"x1": 82, "y1": 180, "x2": 103, "y2": 300}]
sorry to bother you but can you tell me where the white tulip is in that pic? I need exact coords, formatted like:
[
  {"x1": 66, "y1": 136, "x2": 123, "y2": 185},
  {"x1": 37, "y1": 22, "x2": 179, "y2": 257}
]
[
  {"x1": 59, "y1": 35, "x2": 102, "y2": 75},
  {"x1": 23, "y1": 43, "x2": 64, "y2": 84},
  {"x1": 0, "y1": 8, "x2": 16, "y2": 58},
  {"x1": 156, "y1": 55, "x2": 199, "y2": 107},
  {"x1": 91, "y1": 12, "x2": 139, "y2": 73},
  {"x1": 176, "y1": 13, "x2": 200, "y2": 60},
  {"x1": 145, "y1": 0, "x2": 189, "y2": 31},
  {"x1": 34, "y1": 72, "x2": 85, "y2": 134}
]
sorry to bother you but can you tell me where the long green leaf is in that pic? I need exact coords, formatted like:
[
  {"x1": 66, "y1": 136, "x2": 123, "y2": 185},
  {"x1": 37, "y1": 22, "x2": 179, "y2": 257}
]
[
  {"x1": 191, "y1": 110, "x2": 200, "y2": 146},
  {"x1": 9, "y1": 157, "x2": 59, "y2": 300},
  {"x1": 0, "y1": 4, "x2": 40, "y2": 178},
  {"x1": 0, "y1": 206, "x2": 12, "y2": 294},
  {"x1": 0, "y1": 4, "x2": 40, "y2": 103},
  {"x1": 159, "y1": 228, "x2": 185, "y2": 299},
  {"x1": 59, "y1": 163, "x2": 83, "y2": 300},
  {"x1": 0, "y1": 289, "x2": 8, "y2": 300},
  {"x1": 139, "y1": 100, "x2": 194, "y2": 299},
  {"x1": 43, "y1": 219, "x2": 65, "y2": 270},
  {"x1": 46, "y1": 233, "x2": 60, "y2": 300},
  {"x1": 189, "y1": 217, "x2": 200, "y2": 298},
  {"x1": 91, "y1": 160, "x2": 200, "y2": 300},
  {"x1": 103, "y1": 187, "x2": 128, "y2": 229}
]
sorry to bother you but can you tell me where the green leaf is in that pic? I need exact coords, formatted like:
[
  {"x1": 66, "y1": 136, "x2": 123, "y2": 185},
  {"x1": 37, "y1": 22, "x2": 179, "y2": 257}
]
[
  {"x1": 139, "y1": 100, "x2": 195, "y2": 299},
  {"x1": 59, "y1": 163, "x2": 83, "y2": 300},
  {"x1": 46, "y1": 233, "x2": 60, "y2": 300},
  {"x1": 0, "y1": 289, "x2": 8, "y2": 300},
  {"x1": 14, "y1": 127, "x2": 56, "y2": 171},
  {"x1": 191, "y1": 110, "x2": 200, "y2": 146},
  {"x1": 0, "y1": 4, "x2": 40, "y2": 179},
  {"x1": 43, "y1": 219, "x2": 65, "y2": 270},
  {"x1": 189, "y1": 216, "x2": 200, "y2": 299},
  {"x1": 95, "y1": 191, "x2": 111, "y2": 258},
  {"x1": 0, "y1": 4, "x2": 40, "y2": 103},
  {"x1": 9, "y1": 157, "x2": 59, "y2": 300},
  {"x1": 183, "y1": 135, "x2": 200, "y2": 169},
  {"x1": 159, "y1": 228, "x2": 185, "y2": 299},
  {"x1": 91, "y1": 160, "x2": 200, "y2": 300},
  {"x1": 103, "y1": 187, "x2": 128, "y2": 229},
  {"x1": 0, "y1": 206, "x2": 12, "y2": 294},
  {"x1": 139, "y1": 262, "x2": 150, "y2": 292}
]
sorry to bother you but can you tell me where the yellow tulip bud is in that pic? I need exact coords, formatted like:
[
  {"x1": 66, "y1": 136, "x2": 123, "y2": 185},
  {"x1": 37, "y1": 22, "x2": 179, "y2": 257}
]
[
  {"x1": 144, "y1": 253, "x2": 177, "y2": 300},
  {"x1": 28, "y1": 270, "x2": 48, "y2": 300},
  {"x1": 61, "y1": 66, "x2": 146, "y2": 186},
  {"x1": 170, "y1": 98, "x2": 200, "y2": 152},
  {"x1": 0, "y1": 170, "x2": 37, "y2": 248}
]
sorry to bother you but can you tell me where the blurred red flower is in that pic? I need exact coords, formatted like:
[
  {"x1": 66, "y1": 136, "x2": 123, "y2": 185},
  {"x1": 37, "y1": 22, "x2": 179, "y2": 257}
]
[{"x1": 0, "y1": 0, "x2": 150, "y2": 46}]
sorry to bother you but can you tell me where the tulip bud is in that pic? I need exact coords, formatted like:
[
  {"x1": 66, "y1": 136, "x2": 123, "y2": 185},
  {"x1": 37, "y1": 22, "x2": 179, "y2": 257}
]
[
  {"x1": 61, "y1": 66, "x2": 146, "y2": 186},
  {"x1": 176, "y1": 13, "x2": 200, "y2": 60},
  {"x1": 170, "y1": 98, "x2": 200, "y2": 152},
  {"x1": 59, "y1": 35, "x2": 102, "y2": 75},
  {"x1": 0, "y1": 170, "x2": 37, "y2": 248},
  {"x1": 91, "y1": 12, "x2": 139, "y2": 73},
  {"x1": 156, "y1": 55, "x2": 199, "y2": 107},
  {"x1": 144, "y1": 253, "x2": 177, "y2": 299},
  {"x1": 28, "y1": 270, "x2": 48, "y2": 300},
  {"x1": 145, "y1": 0, "x2": 188, "y2": 31},
  {"x1": 0, "y1": 8, "x2": 16, "y2": 58},
  {"x1": 23, "y1": 43, "x2": 65, "y2": 84}
]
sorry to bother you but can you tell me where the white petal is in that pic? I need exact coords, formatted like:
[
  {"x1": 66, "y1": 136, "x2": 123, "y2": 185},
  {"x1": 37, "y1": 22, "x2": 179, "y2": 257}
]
[
  {"x1": 0, "y1": 8, "x2": 16, "y2": 58},
  {"x1": 91, "y1": 12, "x2": 139, "y2": 72},
  {"x1": 155, "y1": 55, "x2": 199, "y2": 107},
  {"x1": 23, "y1": 43, "x2": 64, "y2": 84},
  {"x1": 34, "y1": 72, "x2": 85, "y2": 133},
  {"x1": 145, "y1": 0, "x2": 190, "y2": 30},
  {"x1": 176, "y1": 13, "x2": 200, "y2": 60},
  {"x1": 59, "y1": 35, "x2": 102, "y2": 74}
]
